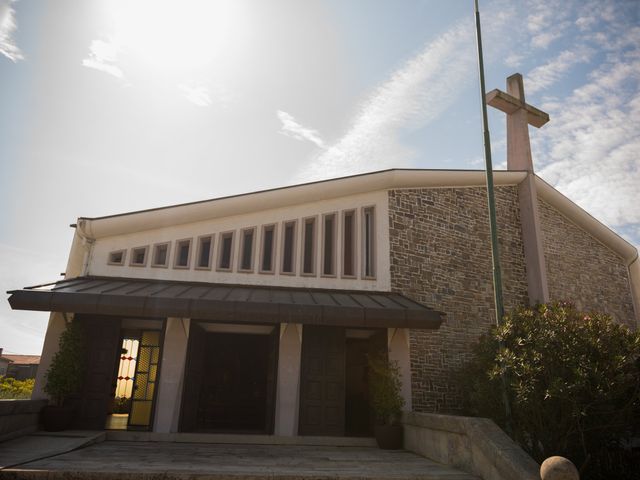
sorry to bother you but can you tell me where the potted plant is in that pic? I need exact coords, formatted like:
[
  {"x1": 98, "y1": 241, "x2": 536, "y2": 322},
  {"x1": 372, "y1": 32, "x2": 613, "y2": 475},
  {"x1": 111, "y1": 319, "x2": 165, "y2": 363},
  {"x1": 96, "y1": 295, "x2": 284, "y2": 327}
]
[
  {"x1": 368, "y1": 353, "x2": 405, "y2": 449},
  {"x1": 41, "y1": 317, "x2": 85, "y2": 431}
]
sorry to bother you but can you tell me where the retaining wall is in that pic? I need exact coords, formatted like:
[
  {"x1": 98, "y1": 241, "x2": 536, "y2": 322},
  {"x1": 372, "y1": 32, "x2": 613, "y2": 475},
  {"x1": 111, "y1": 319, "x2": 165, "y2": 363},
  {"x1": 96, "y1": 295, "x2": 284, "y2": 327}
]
[
  {"x1": 403, "y1": 411, "x2": 539, "y2": 480},
  {"x1": 0, "y1": 399, "x2": 47, "y2": 443}
]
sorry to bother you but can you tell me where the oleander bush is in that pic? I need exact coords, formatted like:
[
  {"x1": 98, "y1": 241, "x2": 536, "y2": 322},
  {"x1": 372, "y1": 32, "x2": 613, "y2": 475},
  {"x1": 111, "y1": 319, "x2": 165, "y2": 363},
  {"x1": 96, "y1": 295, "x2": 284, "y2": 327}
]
[{"x1": 460, "y1": 301, "x2": 640, "y2": 479}]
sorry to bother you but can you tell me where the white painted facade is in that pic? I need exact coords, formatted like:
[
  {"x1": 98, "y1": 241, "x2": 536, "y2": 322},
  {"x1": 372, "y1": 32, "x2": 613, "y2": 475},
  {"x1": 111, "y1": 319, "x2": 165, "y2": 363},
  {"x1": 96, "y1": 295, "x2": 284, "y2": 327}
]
[{"x1": 87, "y1": 190, "x2": 391, "y2": 292}]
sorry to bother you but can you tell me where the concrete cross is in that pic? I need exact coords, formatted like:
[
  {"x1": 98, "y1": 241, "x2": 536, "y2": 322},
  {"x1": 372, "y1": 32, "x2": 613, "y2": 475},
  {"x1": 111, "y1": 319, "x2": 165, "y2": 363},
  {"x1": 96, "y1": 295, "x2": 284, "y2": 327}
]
[{"x1": 486, "y1": 73, "x2": 549, "y2": 171}]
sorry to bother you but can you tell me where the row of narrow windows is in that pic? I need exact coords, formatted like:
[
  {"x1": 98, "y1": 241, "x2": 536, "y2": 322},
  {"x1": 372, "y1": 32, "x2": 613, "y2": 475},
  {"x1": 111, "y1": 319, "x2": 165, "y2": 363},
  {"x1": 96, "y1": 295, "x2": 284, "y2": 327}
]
[{"x1": 107, "y1": 207, "x2": 376, "y2": 279}]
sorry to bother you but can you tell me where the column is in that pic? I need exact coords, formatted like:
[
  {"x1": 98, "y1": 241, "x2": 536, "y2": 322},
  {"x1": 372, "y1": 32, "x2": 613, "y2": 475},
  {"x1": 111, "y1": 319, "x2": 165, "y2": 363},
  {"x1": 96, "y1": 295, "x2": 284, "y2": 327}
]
[
  {"x1": 274, "y1": 323, "x2": 302, "y2": 436},
  {"x1": 388, "y1": 328, "x2": 412, "y2": 411},
  {"x1": 31, "y1": 312, "x2": 67, "y2": 400},
  {"x1": 153, "y1": 317, "x2": 190, "y2": 433}
]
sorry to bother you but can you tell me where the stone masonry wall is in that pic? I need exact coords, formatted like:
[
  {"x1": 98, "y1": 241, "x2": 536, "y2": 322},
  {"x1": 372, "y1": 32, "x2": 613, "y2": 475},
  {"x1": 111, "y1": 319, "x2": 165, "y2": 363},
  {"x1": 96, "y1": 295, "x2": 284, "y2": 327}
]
[
  {"x1": 538, "y1": 199, "x2": 635, "y2": 328},
  {"x1": 388, "y1": 187, "x2": 529, "y2": 413}
]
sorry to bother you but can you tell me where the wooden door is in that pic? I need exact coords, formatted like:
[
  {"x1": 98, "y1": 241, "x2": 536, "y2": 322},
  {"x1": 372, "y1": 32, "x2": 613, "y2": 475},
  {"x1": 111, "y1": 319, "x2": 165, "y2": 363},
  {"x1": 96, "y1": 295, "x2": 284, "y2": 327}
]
[
  {"x1": 75, "y1": 315, "x2": 122, "y2": 429},
  {"x1": 199, "y1": 333, "x2": 269, "y2": 431},
  {"x1": 179, "y1": 322, "x2": 206, "y2": 432},
  {"x1": 298, "y1": 325, "x2": 346, "y2": 436}
]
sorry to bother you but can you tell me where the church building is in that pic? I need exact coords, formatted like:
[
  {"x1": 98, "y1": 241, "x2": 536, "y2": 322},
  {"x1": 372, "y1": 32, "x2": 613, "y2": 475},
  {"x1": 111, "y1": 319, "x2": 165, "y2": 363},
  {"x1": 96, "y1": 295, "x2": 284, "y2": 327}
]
[{"x1": 7, "y1": 75, "x2": 639, "y2": 436}]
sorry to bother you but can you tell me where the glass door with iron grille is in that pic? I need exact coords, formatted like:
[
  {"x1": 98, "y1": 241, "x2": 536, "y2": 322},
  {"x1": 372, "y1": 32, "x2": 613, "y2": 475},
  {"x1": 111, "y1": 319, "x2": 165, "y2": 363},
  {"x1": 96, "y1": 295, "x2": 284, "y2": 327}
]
[
  {"x1": 128, "y1": 330, "x2": 162, "y2": 429},
  {"x1": 107, "y1": 328, "x2": 162, "y2": 431}
]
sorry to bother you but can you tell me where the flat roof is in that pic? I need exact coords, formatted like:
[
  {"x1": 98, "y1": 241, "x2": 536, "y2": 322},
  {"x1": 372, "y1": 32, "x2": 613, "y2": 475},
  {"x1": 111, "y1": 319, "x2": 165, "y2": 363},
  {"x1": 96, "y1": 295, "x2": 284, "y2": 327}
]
[{"x1": 8, "y1": 276, "x2": 445, "y2": 330}]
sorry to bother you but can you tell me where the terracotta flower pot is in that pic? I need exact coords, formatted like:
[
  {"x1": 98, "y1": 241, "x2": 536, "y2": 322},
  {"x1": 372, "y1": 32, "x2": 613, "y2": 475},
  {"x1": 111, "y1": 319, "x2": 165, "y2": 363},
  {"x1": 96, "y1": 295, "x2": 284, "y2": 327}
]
[
  {"x1": 41, "y1": 405, "x2": 74, "y2": 432},
  {"x1": 374, "y1": 424, "x2": 403, "y2": 450}
]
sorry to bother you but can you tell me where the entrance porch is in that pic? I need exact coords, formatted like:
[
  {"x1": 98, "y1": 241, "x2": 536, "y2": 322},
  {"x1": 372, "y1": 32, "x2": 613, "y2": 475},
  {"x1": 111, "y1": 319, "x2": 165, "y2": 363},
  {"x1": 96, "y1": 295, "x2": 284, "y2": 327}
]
[{"x1": 7, "y1": 276, "x2": 445, "y2": 436}]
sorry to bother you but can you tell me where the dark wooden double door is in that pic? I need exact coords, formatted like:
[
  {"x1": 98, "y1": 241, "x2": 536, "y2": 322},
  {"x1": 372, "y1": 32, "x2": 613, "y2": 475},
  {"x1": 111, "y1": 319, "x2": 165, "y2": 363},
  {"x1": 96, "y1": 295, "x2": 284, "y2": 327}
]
[
  {"x1": 180, "y1": 324, "x2": 279, "y2": 433},
  {"x1": 298, "y1": 326, "x2": 386, "y2": 437}
]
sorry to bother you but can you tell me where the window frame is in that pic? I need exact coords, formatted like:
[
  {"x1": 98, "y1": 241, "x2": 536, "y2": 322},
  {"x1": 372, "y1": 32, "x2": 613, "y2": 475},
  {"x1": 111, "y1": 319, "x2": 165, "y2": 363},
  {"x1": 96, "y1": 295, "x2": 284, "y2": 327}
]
[
  {"x1": 341, "y1": 209, "x2": 357, "y2": 279},
  {"x1": 321, "y1": 212, "x2": 337, "y2": 278},
  {"x1": 129, "y1": 246, "x2": 149, "y2": 267},
  {"x1": 108, "y1": 249, "x2": 127, "y2": 266},
  {"x1": 238, "y1": 227, "x2": 256, "y2": 273},
  {"x1": 195, "y1": 234, "x2": 215, "y2": 271},
  {"x1": 280, "y1": 220, "x2": 297, "y2": 276},
  {"x1": 151, "y1": 241, "x2": 171, "y2": 268},
  {"x1": 259, "y1": 224, "x2": 277, "y2": 274},
  {"x1": 216, "y1": 230, "x2": 235, "y2": 272},
  {"x1": 301, "y1": 216, "x2": 317, "y2": 277},
  {"x1": 173, "y1": 238, "x2": 193, "y2": 270},
  {"x1": 361, "y1": 205, "x2": 376, "y2": 279}
]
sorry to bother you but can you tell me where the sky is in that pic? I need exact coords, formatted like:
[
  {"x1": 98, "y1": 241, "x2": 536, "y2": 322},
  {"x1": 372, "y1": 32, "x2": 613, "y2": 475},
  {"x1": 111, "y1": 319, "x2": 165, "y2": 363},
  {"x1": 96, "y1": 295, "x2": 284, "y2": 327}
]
[{"x1": 1, "y1": 0, "x2": 638, "y2": 354}]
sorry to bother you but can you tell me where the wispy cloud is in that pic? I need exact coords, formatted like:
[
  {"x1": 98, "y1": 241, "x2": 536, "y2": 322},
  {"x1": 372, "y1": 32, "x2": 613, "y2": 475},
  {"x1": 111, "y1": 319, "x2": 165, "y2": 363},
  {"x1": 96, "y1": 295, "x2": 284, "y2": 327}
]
[
  {"x1": 82, "y1": 39, "x2": 124, "y2": 79},
  {"x1": 536, "y1": 57, "x2": 640, "y2": 229},
  {"x1": 526, "y1": 47, "x2": 593, "y2": 94},
  {"x1": 299, "y1": 18, "x2": 481, "y2": 181},
  {"x1": 0, "y1": 0, "x2": 23, "y2": 62},
  {"x1": 526, "y1": 0, "x2": 571, "y2": 50},
  {"x1": 178, "y1": 83, "x2": 211, "y2": 107},
  {"x1": 277, "y1": 111, "x2": 326, "y2": 148},
  {"x1": 526, "y1": 0, "x2": 640, "y2": 242},
  {"x1": 504, "y1": 53, "x2": 524, "y2": 68}
]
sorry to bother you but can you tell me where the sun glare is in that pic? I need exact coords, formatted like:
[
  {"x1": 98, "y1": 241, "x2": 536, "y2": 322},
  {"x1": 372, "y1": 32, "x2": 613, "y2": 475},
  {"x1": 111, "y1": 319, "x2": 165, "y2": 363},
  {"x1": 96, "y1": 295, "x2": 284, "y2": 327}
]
[{"x1": 110, "y1": 0, "x2": 244, "y2": 70}]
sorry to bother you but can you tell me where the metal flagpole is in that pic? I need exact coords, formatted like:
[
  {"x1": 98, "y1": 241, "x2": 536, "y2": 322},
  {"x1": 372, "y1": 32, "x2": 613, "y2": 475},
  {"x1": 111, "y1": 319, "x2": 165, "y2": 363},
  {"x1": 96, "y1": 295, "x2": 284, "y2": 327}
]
[{"x1": 473, "y1": 0, "x2": 512, "y2": 434}]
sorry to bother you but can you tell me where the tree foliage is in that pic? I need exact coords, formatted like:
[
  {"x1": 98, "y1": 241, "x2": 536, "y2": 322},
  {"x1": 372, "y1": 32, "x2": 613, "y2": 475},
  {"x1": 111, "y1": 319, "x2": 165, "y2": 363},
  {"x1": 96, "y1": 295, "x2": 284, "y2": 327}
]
[
  {"x1": 0, "y1": 376, "x2": 35, "y2": 399},
  {"x1": 368, "y1": 353, "x2": 405, "y2": 425},
  {"x1": 460, "y1": 302, "x2": 640, "y2": 478},
  {"x1": 44, "y1": 318, "x2": 86, "y2": 406}
]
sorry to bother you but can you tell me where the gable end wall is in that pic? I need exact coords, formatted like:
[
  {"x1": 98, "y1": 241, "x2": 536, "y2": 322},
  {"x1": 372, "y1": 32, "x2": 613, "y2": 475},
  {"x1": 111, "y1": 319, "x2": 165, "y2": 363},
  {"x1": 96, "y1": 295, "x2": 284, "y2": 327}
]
[
  {"x1": 388, "y1": 186, "x2": 528, "y2": 413},
  {"x1": 538, "y1": 199, "x2": 635, "y2": 328}
]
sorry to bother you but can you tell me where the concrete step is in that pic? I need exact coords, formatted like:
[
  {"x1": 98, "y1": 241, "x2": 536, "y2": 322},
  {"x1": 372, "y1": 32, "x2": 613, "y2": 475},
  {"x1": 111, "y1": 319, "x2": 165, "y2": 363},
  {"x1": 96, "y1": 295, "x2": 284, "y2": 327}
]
[
  {"x1": 0, "y1": 440, "x2": 480, "y2": 480},
  {"x1": 0, "y1": 430, "x2": 105, "y2": 470},
  {"x1": 106, "y1": 430, "x2": 378, "y2": 447}
]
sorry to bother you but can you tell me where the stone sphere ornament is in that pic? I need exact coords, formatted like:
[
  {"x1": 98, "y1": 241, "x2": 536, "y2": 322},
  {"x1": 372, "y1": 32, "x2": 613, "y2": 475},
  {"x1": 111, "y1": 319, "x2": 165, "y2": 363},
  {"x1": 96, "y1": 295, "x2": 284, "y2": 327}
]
[{"x1": 540, "y1": 456, "x2": 580, "y2": 480}]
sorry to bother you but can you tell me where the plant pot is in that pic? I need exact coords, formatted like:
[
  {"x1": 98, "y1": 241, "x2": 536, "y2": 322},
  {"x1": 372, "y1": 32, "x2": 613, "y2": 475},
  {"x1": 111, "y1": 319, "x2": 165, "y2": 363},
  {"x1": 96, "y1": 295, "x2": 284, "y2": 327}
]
[
  {"x1": 41, "y1": 405, "x2": 74, "y2": 432},
  {"x1": 374, "y1": 424, "x2": 403, "y2": 450}
]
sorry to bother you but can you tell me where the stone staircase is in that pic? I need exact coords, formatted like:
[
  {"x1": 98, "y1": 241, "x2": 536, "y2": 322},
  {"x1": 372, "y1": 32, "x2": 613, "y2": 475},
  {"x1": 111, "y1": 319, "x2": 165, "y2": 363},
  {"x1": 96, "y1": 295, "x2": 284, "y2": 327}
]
[{"x1": 0, "y1": 433, "x2": 478, "y2": 480}]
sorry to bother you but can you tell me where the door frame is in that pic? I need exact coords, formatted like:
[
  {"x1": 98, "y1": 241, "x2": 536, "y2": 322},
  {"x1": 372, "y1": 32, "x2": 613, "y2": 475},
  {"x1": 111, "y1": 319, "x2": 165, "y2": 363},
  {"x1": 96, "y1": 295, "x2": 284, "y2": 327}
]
[
  {"x1": 179, "y1": 320, "x2": 280, "y2": 433},
  {"x1": 102, "y1": 318, "x2": 166, "y2": 432}
]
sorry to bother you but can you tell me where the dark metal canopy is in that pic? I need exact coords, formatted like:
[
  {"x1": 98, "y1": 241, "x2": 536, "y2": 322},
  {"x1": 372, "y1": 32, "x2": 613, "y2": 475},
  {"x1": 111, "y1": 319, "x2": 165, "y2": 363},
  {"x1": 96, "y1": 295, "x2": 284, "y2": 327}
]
[{"x1": 7, "y1": 276, "x2": 444, "y2": 329}]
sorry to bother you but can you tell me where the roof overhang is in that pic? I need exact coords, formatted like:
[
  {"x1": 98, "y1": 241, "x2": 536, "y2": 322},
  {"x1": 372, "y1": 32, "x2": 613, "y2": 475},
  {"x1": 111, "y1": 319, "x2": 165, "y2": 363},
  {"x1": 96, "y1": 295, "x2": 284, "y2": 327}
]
[
  {"x1": 76, "y1": 169, "x2": 528, "y2": 239},
  {"x1": 7, "y1": 276, "x2": 444, "y2": 330}
]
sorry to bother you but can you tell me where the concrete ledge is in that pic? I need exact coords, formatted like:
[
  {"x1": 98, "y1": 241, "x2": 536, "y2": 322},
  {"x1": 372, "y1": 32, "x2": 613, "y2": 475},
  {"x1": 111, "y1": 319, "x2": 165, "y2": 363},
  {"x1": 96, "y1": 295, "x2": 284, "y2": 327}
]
[
  {"x1": 106, "y1": 431, "x2": 377, "y2": 447},
  {"x1": 0, "y1": 430, "x2": 105, "y2": 470},
  {"x1": 0, "y1": 400, "x2": 47, "y2": 443},
  {"x1": 403, "y1": 411, "x2": 539, "y2": 480}
]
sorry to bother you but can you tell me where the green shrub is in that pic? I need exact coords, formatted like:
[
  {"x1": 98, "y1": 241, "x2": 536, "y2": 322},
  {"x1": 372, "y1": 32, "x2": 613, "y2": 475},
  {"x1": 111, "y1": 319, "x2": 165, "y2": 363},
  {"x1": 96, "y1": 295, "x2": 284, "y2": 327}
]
[
  {"x1": 460, "y1": 302, "x2": 640, "y2": 478},
  {"x1": 44, "y1": 318, "x2": 86, "y2": 406},
  {"x1": 368, "y1": 353, "x2": 405, "y2": 425},
  {"x1": 0, "y1": 376, "x2": 35, "y2": 399}
]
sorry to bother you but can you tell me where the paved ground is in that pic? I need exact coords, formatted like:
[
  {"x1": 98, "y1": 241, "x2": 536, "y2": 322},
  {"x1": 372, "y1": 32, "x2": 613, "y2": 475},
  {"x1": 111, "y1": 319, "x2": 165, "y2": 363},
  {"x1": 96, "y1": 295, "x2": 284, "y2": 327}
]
[
  {"x1": 1, "y1": 441, "x2": 479, "y2": 479},
  {"x1": 0, "y1": 431, "x2": 104, "y2": 470}
]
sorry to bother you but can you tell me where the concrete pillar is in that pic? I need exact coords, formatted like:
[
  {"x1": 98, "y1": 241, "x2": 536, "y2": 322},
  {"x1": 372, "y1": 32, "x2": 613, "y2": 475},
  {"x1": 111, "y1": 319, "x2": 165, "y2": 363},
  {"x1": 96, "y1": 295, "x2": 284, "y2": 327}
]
[
  {"x1": 519, "y1": 174, "x2": 550, "y2": 305},
  {"x1": 153, "y1": 318, "x2": 190, "y2": 433},
  {"x1": 388, "y1": 328, "x2": 412, "y2": 411},
  {"x1": 31, "y1": 312, "x2": 67, "y2": 400},
  {"x1": 274, "y1": 323, "x2": 302, "y2": 436}
]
